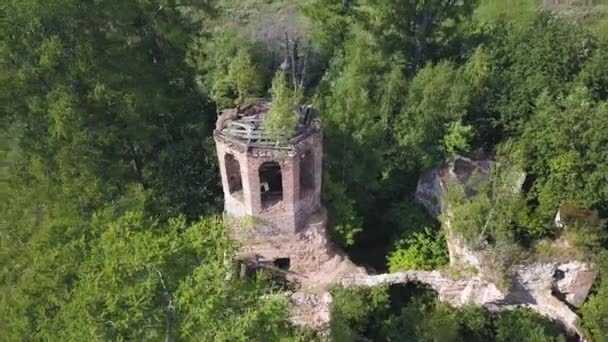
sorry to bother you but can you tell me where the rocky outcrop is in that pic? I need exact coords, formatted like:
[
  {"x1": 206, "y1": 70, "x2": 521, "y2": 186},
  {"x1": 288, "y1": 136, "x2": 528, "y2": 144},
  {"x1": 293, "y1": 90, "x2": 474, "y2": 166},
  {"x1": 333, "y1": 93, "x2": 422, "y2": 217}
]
[
  {"x1": 444, "y1": 219, "x2": 485, "y2": 269},
  {"x1": 286, "y1": 157, "x2": 597, "y2": 339},
  {"x1": 415, "y1": 157, "x2": 492, "y2": 219},
  {"x1": 410, "y1": 157, "x2": 597, "y2": 337},
  {"x1": 501, "y1": 261, "x2": 591, "y2": 334},
  {"x1": 337, "y1": 260, "x2": 593, "y2": 336},
  {"x1": 415, "y1": 168, "x2": 445, "y2": 218},
  {"x1": 554, "y1": 262, "x2": 597, "y2": 308},
  {"x1": 288, "y1": 256, "x2": 595, "y2": 336},
  {"x1": 416, "y1": 157, "x2": 493, "y2": 269},
  {"x1": 264, "y1": 154, "x2": 601, "y2": 341}
]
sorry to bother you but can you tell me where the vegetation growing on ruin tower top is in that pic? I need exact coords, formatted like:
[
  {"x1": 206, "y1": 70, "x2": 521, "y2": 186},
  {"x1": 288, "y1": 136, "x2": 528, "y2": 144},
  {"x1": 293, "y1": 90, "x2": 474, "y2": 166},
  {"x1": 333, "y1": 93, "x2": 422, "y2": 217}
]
[
  {"x1": 264, "y1": 71, "x2": 303, "y2": 144},
  {"x1": 2, "y1": 0, "x2": 608, "y2": 340}
]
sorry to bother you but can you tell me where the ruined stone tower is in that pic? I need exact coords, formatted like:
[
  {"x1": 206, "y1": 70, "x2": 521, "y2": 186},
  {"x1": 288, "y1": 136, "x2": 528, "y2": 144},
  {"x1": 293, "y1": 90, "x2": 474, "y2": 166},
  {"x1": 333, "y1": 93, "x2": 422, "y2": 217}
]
[
  {"x1": 212, "y1": 101, "x2": 598, "y2": 333},
  {"x1": 213, "y1": 100, "x2": 362, "y2": 317},
  {"x1": 214, "y1": 100, "x2": 322, "y2": 235}
]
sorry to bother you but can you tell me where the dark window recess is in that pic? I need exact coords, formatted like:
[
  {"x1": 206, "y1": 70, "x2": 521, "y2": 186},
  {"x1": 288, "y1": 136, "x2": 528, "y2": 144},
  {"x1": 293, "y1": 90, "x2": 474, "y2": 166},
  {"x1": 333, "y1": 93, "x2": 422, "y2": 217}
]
[
  {"x1": 259, "y1": 161, "x2": 283, "y2": 207},
  {"x1": 274, "y1": 258, "x2": 290, "y2": 271},
  {"x1": 299, "y1": 151, "x2": 314, "y2": 198},
  {"x1": 225, "y1": 154, "x2": 243, "y2": 198}
]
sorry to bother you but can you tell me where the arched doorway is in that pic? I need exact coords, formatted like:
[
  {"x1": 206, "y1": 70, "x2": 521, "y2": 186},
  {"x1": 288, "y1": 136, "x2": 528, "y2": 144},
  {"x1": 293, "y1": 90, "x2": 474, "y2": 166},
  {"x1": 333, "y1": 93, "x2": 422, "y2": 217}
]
[
  {"x1": 259, "y1": 161, "x2": 283, "y2": 208},
  {"x1": 225, "y1": 153, "x2": 243, "y2": 200}
]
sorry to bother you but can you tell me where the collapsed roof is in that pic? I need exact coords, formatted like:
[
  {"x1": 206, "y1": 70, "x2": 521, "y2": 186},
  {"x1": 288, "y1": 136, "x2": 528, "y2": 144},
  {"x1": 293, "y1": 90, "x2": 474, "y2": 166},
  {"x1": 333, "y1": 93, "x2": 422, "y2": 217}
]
[{"x1": 214, "y1": 99, "x2": 317, "y2": 148}]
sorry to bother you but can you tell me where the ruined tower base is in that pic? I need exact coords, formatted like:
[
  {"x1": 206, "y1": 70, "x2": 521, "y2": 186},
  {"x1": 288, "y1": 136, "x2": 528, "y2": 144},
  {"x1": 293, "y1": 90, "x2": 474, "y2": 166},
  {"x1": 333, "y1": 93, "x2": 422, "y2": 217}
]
[{"x1": 229, "y1": 208, "x2": 365, "y2": 292}]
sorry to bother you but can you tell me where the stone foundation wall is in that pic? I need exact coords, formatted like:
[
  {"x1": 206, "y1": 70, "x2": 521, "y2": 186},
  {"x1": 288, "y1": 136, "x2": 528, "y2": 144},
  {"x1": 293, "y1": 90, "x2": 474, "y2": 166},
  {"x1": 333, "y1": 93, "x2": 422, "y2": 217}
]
[{"x1": 237, "y1": 209, "x2": 333, "y2": 275}]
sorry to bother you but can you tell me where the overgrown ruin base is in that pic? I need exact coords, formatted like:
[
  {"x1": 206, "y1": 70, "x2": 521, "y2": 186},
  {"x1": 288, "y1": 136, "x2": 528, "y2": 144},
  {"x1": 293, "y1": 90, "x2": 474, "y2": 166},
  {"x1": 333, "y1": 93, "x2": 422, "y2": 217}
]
[
  {"x1": 230, "y1": 209, "x2": 364, "y2": 291},
  {"x1": 284, "y1": 242, "x2": 592, "y2": 337},
  {"x1": 280, "y1": 158, "x2": 597, "y2": 338},
  {"x1": 213, "y1": 103, "x2": 595, "y2": 339},
  {"x1": 229, "y1": 207, "x2": 592, "y2": 338}
]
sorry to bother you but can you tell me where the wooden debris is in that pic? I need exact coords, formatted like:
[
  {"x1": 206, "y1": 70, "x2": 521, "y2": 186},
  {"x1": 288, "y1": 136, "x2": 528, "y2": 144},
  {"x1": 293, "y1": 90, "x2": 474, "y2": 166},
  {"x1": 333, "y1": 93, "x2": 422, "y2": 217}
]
[{"x1": 215, "y1": 99, "x2": 317, "y2": 147}]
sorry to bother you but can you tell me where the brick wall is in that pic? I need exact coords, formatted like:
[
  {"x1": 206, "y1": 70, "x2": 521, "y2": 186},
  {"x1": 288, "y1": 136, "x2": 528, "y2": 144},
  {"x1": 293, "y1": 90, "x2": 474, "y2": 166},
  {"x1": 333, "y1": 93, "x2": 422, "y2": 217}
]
[{"x1": 214, "y1": 128, "x2": 323, "y2": 237}]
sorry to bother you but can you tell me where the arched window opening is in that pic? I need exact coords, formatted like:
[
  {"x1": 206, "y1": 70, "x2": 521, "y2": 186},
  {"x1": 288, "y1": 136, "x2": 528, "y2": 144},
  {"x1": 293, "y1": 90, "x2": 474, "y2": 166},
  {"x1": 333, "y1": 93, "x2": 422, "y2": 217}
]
[
  {"x1": 225, "y1": 154, "x2": 243, "y2": 200},
  {"x1": 259, "y1": 161, "x2": 283, "y2": 208},
  {"x1": 299, "y1": 150, "x2": 314, "y2": 199}
]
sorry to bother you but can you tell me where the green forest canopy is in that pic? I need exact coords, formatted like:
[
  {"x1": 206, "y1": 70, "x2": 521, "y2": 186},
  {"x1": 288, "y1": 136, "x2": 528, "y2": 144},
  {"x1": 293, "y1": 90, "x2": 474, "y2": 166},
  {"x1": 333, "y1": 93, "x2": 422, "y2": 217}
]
[{"x1": 1, "y1": 0, "x2": 607, "y2": 340}]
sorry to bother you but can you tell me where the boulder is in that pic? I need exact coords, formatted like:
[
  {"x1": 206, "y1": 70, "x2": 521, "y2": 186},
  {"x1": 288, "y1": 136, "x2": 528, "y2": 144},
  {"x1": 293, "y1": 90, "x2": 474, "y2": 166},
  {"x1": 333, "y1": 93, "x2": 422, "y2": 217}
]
[{"x1": 554, "y1": 262, "x2": 597, "y2": 308}]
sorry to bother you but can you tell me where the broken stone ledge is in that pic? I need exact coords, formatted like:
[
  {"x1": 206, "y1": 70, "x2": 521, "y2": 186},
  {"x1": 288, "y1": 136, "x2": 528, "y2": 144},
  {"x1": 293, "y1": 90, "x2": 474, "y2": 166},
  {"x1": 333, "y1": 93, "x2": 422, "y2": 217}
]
[{"x1": 290, "y1": 260, "x2": 593, "y2": 337}]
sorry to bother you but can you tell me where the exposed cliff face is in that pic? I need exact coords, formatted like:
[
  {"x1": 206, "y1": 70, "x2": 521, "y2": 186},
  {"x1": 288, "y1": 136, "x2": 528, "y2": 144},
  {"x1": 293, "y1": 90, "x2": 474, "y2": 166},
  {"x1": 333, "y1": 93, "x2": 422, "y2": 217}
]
[
  {"x1": 284, "y1": 157, "x2": 596, "y2": 339},
  {"x1": 411, "y1": 157, "x2": 596, "y2": 336},
  {"x1": 415, "y1": 157, "x2": 492, "y2": 269}
]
